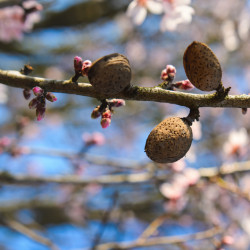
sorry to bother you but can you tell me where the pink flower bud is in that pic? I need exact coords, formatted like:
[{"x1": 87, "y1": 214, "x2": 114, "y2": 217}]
[
  {"x1": 32, "y1": 86, "x2": 44, "y2": 96},
  {"x1": 101, "y1": 118, "x2": 111, "y2": 129},
  {"x1": 166, "y1": 65, "x2": 176, "y2": 78},
  {"x1": 102, "y1": 109, "x2": 112, "y2": 119},
  {"x1": 36, "y1": 106, "x2": 46, "y2": 121},
  {"x1": 81, "y1": 60, "x2": 92, "y2": 76},
  {"x1": 45, "y1": 92, "x2": 57, "y2": 102},
  {"x1": 74, "y1": 56, "x2": 83, "y2": 73},
  {"x1": 161, "y1": 69, "x2": 168, "y2": 81},
  {"x1": 110, "y1": 99, "x2": 126, "y2": 108},
  {"x1": 91, "y1": 106, "x2": 102, "y2": 119},
  {"x1": 23, "y1": 89, "x2": 31, "y2": 100},
  {"x1": 175, "y1": 80, "x2": 194, "y2": 90},
  {"x1": 28, "y1": 98, "x2": 39, "y2": 109}
]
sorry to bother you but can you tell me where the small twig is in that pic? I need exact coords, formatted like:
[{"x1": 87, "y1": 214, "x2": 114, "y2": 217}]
[
  {"x1": 3, "y1": 218, "x2": 59, "y2": 250},
  {"x1": 91, "y1": 191, "x2": 119, "y2": 250},
  {"x1": 138, "y1": 214, "x2": 169, "y2": 241},
  {"x1": 209, "y1": 176, "x2": 250, "y2": 202},
  {"x1": 94, "y1": 226, "x2": 223, "y2": 250}
]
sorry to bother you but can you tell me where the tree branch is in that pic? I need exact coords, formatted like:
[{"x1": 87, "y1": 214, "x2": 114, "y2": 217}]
[
  {"x1": 93, "y1": 226, "x2": 223, "y2": 250},
  {"x1": 0, "y1": 160, "x2": 249, "y2": 186},
  {"x1": 3, "y1": 218, "x2": 59, "y2": 250},
  {"x1": 1, "y1": 69, "x2": 250, "y2": 108}
]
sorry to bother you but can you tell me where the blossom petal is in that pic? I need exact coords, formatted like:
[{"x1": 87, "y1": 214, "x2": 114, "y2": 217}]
[
  {"x1": 127, "y1": 1, "x2": 147, "y2": 25},
  {"x1": 146, "y1": 0, "x2": 163, "y2": 14}
]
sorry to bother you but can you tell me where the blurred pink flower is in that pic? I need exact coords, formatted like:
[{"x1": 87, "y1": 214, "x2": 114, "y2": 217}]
[
  {"x1": 161, "y1": 0, "x2": 194, "y2": 31},
  {"x1": 82, "y1": 132, "x2": 105, "y2": 146},
  {"x1": 160, "y1": 182, "x2": 186, "y2": 200},
  {"x1": 0, "y1": 1, "x2": 42, "y2": 43},
  {"x1": 127, "y1": 0, "x2": 163, "y2": 25},
  {"x1": 182, "y1": 167, "x2": 200, "y2": 186},
  {"x1": 223, "y1": 128, "x2": 249, "y2": 157}
]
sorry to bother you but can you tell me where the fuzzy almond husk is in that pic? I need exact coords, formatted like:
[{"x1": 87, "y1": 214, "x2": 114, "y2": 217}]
[
  {"x1": 145, "y1": 117, "x2": 193, "y2": 163},
  {"x1": 183, "y1": 41, "x2": 222, "y2": 91},
  {"x1": 88, "y1": 53, "x2": 131, "y2": 96}
]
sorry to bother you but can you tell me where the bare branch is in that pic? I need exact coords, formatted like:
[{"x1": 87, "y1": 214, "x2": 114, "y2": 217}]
[
  {"x1": 0, "y1": 69, "x2": 250, "y2": 108},
  {"x1": 3, "y1": 218, "x2": 59, "y2": 250},
  {"x1": 94, "y1": 226, "x2": 223, "y2": 250}
]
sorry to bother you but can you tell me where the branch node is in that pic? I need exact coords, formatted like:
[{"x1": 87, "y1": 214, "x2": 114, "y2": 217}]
[{"x1": 214, "y1": 82, "x2": 231, "y2": 102}]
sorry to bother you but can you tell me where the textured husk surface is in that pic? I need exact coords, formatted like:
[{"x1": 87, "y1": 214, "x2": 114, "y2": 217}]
[
  {"x1": 88, "y1": 53, "x2": 131, "y2": 95},
  {"x1": 183, "y1": 41, "x2": 222, "y2": 91},
  {"x1": 145, "y1": 117, "x2": 193, "y2": 163}
]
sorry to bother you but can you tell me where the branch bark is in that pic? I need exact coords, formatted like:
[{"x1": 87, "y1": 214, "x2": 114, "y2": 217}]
[{"x1": 1, "y1": 69, "x2": 250, "y2": 108}]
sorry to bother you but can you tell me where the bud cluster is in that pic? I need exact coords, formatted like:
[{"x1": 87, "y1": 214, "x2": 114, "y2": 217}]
[
  {"x1": 91, "y1": 99, "x2": 125, "y2": 129},
  {"x1": 23, "y1": 86, "x2": 57, "y2": 121},
  {"x1": 159, "y1": 64, "x2": 194, "y2": 91},
  {"x1": 73, "y1": 56, "x2": 92, "y2": 82}
]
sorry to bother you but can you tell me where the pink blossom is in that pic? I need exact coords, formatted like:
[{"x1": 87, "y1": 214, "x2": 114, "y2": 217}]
[
  {"x1": 101, "y1": 118, "x2": 111, "y2": 129},
  {"x1": 45, "y1": 92, "x2": 57, "y2": 102},
  {"x1": 0, "y1": 1, "x2": 42, "y2": 43},
  {"x1": 161, "y1": 0, "x2": 194, "y2": 31},
  {"x1": 82, "y1": 132, "x2": 105, "y2": 146},
  {"x1": 182, "y1": 168, "x2": 200, "y2": 186},
  {"x1": 127, "y1": 0, "x2": 163, "y2": 25},
  {"x1": 81, "y1": 60, "x2": 92, "y2": 76},
  {"x1": 170, "y1": 159, "x2": 186, "y2": 172},
  {"x1": 174, "y1": 79, "x2": 194, "y2": 90},
  {"x1": 32, "y1": 86, "x2": 44, "y2": 96},
  {"x1": 223, "y1": 128, "x2": 249, "y2": 157},
  {"x1": 160, "y1": 182, "x2": 186, "y2": 200}
]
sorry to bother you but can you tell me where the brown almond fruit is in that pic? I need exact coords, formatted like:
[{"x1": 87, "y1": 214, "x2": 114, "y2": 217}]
[
  {"x1": 88, "y1": 53, "x2": 131, "y2": 96},
  {"x1": 183, "y1": 41, "x2": 222, "y2": 91},
  {"x1": 145, "y1": 117, "x2": 193, "y2": 163}
]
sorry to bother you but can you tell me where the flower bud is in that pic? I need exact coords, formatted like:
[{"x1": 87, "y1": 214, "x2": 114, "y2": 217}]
[
  {"x1": 174, "y1": 80, "x2": 194, "y2": 90},
  {"x1": 102, "y1": 109, "x2": 112, "y2": 119},
  {"x1": 46, "y1": 92, "x2": 57, "y2": 102},
  {"x1": 32, "y1": 86, "x2": 44, "y2": 96},
  {"x1": 81, "y1": 60, "x2": 92, "y2": 76},
  {"x1": 101, "y1": 118, "x2": 111, "y2": 129},
  {"x1": 74, "y1": 56, "x2": 83, "y2": 73},
  {"x1": 91, "y1": 106, "x2": 102, "y2": 119},
  {"x1": 28, "y1": 98, "x2": 39, "y2": 109},
  {"x1": 161, "y1": 69, "x2": 168, "y2": 81},
  {"x1": 23, "y1": 88, "x2": 31, "y2": 100},
  {"x1": 36, "y1": 106, "x2": 46, "y2": 121},
  {"x1": 110, "y1": 99, "x2": 126, "y2": 108},
  {"x1": 166, "y1": 65, "x2": 176, "y2": 78}
]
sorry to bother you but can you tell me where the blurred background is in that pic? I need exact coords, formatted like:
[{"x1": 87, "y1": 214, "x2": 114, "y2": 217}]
[{"x1": 0, "y1": 0, "x2": 250, "y2": 249}]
